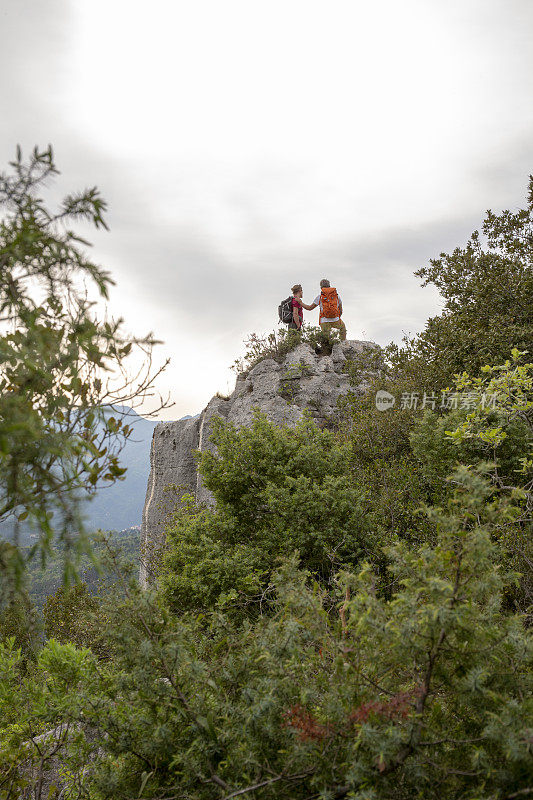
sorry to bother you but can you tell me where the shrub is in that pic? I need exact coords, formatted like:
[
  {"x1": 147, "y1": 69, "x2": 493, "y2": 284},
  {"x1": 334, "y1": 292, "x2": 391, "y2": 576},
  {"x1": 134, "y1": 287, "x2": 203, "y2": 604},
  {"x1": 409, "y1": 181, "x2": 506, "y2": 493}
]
[
  {"x1": 232, "y1": 325, "x2": 340, "y2": 375},
  {"x1": 159, "y1": 412, "x2": 374, "y2": 614}
]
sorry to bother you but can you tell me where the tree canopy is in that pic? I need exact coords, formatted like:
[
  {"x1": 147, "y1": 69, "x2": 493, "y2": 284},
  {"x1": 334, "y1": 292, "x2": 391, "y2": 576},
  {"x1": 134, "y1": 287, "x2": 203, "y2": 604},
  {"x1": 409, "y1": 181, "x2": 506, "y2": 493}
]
[{"x1": 387, "y1": 176, "x2": 533, "y2": 388}]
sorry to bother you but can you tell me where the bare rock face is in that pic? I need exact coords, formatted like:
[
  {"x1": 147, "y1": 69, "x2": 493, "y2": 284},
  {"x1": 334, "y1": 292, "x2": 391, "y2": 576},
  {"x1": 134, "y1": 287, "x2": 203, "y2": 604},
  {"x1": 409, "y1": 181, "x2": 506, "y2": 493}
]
[{"x1": 139, "y1": 340, "x2": 378, "y2": 586}]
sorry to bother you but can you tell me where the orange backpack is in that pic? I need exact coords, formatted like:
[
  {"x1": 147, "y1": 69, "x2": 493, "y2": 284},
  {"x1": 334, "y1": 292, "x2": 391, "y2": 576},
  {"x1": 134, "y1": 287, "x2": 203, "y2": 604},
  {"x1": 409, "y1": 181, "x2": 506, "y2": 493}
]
[{"x1": 320, "y1": 287, "x2": 340, "y2": 319}]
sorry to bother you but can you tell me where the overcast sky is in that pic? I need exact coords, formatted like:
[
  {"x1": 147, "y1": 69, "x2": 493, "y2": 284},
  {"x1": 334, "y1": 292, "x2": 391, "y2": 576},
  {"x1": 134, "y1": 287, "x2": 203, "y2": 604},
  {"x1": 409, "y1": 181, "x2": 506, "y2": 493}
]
[{"x1": 2, "y1": 0, "x2": 532, "y2": 418}]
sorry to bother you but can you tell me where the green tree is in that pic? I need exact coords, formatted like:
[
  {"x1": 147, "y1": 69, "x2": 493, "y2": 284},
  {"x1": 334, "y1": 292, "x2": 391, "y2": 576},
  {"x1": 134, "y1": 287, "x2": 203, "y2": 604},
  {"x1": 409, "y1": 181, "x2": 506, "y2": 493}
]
[
  {"x1": 43, "y1": 582, "x2": 110, "y2": 660},
  {"x1": 388, "y1": 176, "x2": 533, "y2": 388},
  {"x1": 0, "y1": 636, "x2": 94, "y2": 799},
  {"x1": 0, "y1": 542, "x2": 41, "y2": 663},
  {"x1": 442, "y1": 349, "x2": 533, "y2": 612},
  {"x1": 0, "y1": 146, "x2": 168, "y2": 579},
  {"x1": 160, "y1": 412, "x2": 372, "y2": 614},
  {"x1": 339, "y1": 358, "x2": 438, "y2": 553}
]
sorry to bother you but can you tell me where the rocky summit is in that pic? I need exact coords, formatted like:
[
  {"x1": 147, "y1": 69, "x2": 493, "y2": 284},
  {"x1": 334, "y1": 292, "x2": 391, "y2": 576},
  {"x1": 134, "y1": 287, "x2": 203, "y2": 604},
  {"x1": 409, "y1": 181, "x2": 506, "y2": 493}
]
[{"x1": 139, "y1": 339, "x2": 378, "y2": 586}]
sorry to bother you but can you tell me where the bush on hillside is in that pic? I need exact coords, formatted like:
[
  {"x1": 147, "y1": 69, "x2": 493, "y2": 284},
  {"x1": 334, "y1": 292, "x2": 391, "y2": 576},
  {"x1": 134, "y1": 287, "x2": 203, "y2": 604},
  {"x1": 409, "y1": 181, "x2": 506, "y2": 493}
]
[{"x1": 159, "y1": 412, "x2": 374, "y2": 615}]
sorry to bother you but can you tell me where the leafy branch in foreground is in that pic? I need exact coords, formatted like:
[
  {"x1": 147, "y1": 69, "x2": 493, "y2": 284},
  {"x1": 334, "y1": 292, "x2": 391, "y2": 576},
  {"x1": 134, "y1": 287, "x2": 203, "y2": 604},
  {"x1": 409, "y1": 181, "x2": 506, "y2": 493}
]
[
  {"x1": 0, "y1": 145, "x2": 170, "y2": 578},
  {"x1": 1, "y1": 468, "x2": 530, "y2": 800}
]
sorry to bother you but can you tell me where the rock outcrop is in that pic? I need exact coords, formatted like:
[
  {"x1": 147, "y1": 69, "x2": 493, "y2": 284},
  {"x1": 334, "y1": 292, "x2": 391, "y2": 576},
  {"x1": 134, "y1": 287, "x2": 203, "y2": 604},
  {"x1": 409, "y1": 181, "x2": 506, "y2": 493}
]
[{"x1": 139, "y1": 339, "x2": 378, "y2": 586}]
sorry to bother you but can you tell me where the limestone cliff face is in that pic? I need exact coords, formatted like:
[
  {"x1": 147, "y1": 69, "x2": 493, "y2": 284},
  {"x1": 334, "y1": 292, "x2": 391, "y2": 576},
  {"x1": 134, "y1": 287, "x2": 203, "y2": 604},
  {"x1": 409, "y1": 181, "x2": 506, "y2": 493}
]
[{"x1": 139, "y1": 339, "x2": 378, "y2": 586}]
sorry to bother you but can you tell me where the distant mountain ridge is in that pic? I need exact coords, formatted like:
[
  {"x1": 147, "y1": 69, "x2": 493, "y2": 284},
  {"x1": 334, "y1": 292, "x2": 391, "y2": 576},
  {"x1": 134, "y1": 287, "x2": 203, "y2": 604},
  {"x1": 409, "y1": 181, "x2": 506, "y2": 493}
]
[
  {"x1": 0, "y1": 408, "x2": 197, "y2": 544},
  {"x1": 82, "y1": 406, "x2": 158, "y2": 532},
  {"x1": 78, "y1": 408, "x2": 198, "y2": 531}
]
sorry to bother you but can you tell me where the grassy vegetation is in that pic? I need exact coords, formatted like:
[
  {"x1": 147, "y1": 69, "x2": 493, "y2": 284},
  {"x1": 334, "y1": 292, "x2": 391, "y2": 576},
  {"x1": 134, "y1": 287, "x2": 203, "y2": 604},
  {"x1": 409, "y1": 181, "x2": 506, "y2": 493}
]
[{"x1": 231, "y1": 325, "x2": 341, "y2": 375}]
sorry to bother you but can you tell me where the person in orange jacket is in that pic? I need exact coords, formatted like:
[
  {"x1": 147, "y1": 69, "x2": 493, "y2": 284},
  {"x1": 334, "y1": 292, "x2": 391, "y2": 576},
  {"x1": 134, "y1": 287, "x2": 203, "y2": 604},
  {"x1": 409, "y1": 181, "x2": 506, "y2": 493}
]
[{"x1": 300, "y1": 278, "x2": 347, "y2": 340}]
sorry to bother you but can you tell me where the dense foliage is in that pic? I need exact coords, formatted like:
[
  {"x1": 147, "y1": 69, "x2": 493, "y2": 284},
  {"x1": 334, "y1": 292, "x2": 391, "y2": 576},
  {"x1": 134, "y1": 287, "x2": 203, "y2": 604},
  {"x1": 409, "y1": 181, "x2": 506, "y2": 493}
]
[
  {"x1": 0, "y1": 542, "x2": 41, "y2": 663},
  {"x1": 161, "y1": 413, "x2": 373, "y2": 615},
  {"x1": 1, "y1": 469, "x2": 531, "y2": 799}
]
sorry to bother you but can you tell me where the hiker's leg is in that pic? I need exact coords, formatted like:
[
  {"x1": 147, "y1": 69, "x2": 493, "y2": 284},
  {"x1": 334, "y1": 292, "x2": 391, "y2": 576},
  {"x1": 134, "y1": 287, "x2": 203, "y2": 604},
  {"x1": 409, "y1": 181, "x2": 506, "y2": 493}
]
[
  {"x1": 337, "y1": 320, "x2": 347, "y2": 341},
  {"x1": 322, "y1": 320, "x2": 346, "y2": 341}
]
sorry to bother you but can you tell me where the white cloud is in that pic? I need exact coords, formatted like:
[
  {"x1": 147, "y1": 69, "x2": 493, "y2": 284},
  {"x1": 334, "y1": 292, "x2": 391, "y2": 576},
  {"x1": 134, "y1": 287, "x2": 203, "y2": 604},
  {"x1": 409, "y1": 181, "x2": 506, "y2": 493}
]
[{"x1": 1, "y1": 0, "x2": 532, "y2": 417}]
